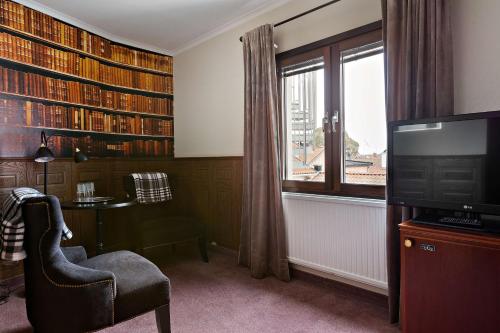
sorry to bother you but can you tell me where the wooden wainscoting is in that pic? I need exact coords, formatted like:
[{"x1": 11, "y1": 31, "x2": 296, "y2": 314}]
[
  {"x1": 0, "y1": 156, "x2": 242, "y2": 281},
  {"x1": 181, "y1": 157, "x2": 243, "y2": 249}
]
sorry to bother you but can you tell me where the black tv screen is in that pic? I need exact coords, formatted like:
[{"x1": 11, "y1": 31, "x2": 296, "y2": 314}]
[{"x1": 387, "y1": 111, "x2": 500, "y2": 215}]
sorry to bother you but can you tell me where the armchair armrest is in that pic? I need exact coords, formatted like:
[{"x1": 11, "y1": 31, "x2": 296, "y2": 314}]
[
  {"x1": 44, "y1": 261, "x2": 117, "y2": 329},
  {"x1": 61, "y1": 246, "x2": 87, "y2": 264},
  {"x1": 48, "y1": 261, "x2": 116, "y2": 292}
]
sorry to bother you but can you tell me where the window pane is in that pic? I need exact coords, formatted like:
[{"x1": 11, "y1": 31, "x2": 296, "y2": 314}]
[
  {"x1": 282, "y1": 58, "x2": 325, "y2": 182},
  {"x1": 341, "y1": 44, "x2": 386, "y2": 186}
]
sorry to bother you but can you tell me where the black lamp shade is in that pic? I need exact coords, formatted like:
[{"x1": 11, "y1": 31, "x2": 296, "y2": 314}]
[
  {"x1": 34, "y1": 131, "x2": 54, "y2": 163},
  {"x1": 74, "y1": 148, "x2": 88, "y2": 163},
  {"x1": 34, "y1": 145, "x2": 55, "y2": 163}
]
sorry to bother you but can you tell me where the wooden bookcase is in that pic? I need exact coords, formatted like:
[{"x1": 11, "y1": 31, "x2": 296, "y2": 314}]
[{"x1": 0, "y1": 0, "x2": 174, "y2": 158}]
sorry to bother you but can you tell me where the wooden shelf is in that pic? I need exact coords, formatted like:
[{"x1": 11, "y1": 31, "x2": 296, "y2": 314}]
[
  {"x1": 0, "y1": 24, "x2": 173, "y2": 76},
  {"x1": 0, "y1": 91, "x2": 174, "y2": 120},
  {"x1": 17, "y1": 125, "x2": 174, "y2": 140},
  {"x1": 0, "y1": 57, "x2": 173, "y2": 98}
]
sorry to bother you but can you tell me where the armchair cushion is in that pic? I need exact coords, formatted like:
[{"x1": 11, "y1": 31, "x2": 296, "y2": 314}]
[
  {"x1": 61, "y1": 246, "x2": 87, "y2": 264},
  {"x1": 79, "y1": 250, "x2": 170, "y2": 322}
]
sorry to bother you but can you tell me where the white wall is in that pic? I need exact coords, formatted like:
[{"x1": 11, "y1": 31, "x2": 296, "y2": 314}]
[
  {"x1": 453, "y1": 0, "x2": 500, "y2": 115},
  {"x1": 174, "y1": 0, "x2": 500, "y2": 157},
  {"x1": 174, "y1": 0, "x2": 382, "y2": 157}
]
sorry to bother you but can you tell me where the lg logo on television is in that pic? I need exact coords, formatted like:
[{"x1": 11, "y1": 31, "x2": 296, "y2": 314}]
[{"x1": 463, "y1": 205, "x2": 473, "y2": 210}]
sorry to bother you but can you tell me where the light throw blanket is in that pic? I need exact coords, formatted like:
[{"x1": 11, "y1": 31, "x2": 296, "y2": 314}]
[{"x1": 0, "y1": 188, "x2": 72, "y2": 261}]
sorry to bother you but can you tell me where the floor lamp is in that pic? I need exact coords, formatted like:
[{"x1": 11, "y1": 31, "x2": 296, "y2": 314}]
[{"x1": 34, "y1": 131, "x2": 54, "y2": 195}]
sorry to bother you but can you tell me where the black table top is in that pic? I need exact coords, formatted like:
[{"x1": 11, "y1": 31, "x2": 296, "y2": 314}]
[{"x1": 60, "y1": 197, "x2": 137, "y2": 210}]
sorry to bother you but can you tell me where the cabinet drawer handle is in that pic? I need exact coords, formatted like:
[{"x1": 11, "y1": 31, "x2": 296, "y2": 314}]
[{"x1": 404, "y1": 239, "x2": 413, "y2": 248}]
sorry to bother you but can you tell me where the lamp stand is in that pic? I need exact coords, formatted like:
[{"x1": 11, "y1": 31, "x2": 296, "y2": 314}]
[{"x1": 43, "y1": 162, "x2": 48, "y2": 195}]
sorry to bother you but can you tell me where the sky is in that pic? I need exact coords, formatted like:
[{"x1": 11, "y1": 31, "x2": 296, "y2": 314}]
[
  {"x1": 343, "y1": 53, "x2": 387, "y2": 155},
  {"x1": 314, "y1": 53, "x2": 387, "y2": 155}
]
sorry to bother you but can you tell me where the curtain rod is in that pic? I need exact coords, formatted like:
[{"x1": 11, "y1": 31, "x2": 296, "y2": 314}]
[{"x1": 239, "y1": 0, "x2": 341, "y2": 42}]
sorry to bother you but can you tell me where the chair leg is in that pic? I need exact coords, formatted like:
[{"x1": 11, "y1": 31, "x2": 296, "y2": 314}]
[
  {"x1": 155, "y1": 304, "x2": 171, "y2": 333},
  {"x1": 198, "y1": 236, "x2": 209, "y2": 262}
]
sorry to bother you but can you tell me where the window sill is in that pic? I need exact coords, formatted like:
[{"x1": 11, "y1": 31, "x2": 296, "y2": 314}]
[
  {"x1": 282, "y1": 191, "x2": 386, "y2": 208},
  {"x1": 282, "y1": 183, "x2": 386, "y2": 200}
]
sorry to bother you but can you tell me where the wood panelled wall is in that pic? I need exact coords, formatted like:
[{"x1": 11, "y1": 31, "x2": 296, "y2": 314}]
[{"x1": 0, "y1": 156, "x2": 242, "y2": 281}]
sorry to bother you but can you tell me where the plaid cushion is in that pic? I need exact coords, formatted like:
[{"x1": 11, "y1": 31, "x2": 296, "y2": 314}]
[
  {"x1": 130, "y1": 172, "x2": 173, "y2": 204},
  {"x1": 0, "y1": 188, "x2": 72, "y2": 261}
]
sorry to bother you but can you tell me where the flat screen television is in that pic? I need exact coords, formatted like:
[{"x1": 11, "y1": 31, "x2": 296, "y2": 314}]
[{"x1": 387, "y1": 111, "x2": 500, "y2": 228}]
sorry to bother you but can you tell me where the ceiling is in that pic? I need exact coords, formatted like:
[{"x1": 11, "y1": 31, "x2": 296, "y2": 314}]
[{"x1": 18, "y1": 0, "x2": 290, "y2": 55}]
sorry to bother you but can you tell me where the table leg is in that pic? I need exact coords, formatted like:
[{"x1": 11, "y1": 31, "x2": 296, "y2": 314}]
[{"x1": 96, "y1": 209, "x2": 104, "y2": 255}]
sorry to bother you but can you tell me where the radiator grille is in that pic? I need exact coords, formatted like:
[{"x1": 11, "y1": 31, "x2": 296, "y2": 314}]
[{"x1": 283, "y1": 193, "x2": 388, "y2": 290}]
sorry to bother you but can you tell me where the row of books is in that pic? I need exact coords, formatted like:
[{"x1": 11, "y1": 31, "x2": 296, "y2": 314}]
[
  {"x1": 0, "y1": 98, "x2": 174, "y2": 136},
  {"x1": 100, "y1": 90, "x2": 173, "y2": 115},
  {"x1": 0, "y1": 32, "x2": 173, "y2": 93},
  {"x1": 48, "y1": 136, "x2": 174, "y2": 157},
  {"x1": 0, "y1": 66, "x2": 173, "y2": 115},
  {"x1": 110, "y1": 44, "x2": 172, "y2": 74},
  {"x1": 0, "y1": 0, "x2": 173, "y2": 73},
  {"x1": 103, "y1": 139, "x2": 174, "y2": 157},
  {"x1": 142, "y1": 117, "x2": 174, "y2": 136},
  {"x1": 0, "y1": 128, "x2": 174, "y2": 158},
  {"x1": 75, "y1": 137, "x2": 174, "y2": 157}
]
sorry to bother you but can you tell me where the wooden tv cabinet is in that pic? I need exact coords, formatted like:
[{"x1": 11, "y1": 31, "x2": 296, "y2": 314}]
[{"x1": 400, "y1": 221, "x2": 500, "y2": 333}]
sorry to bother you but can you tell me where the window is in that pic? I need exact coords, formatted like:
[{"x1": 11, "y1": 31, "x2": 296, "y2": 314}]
[
  {"x1": 278, "y1": 26, "x2": 386, "y2": 198},
  {"x1": 282, "y1": 56, "x2": 325, "y2": 183},
  {"x1": 341, "y1": 41, "x2": 386, "y2": 186}
]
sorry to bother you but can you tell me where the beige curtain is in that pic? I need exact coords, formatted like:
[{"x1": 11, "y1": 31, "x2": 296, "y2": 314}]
[
  {"x1": 382, "y1": 0, "x2": 454, "y2": 323},
  {"x1": 238, "y1": 24, "x2": 290, "y2": 282}
]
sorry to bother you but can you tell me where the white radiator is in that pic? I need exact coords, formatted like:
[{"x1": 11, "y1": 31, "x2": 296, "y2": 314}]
[{"x1": 282, "y1": 192, "x2": 388, "y2": 291}]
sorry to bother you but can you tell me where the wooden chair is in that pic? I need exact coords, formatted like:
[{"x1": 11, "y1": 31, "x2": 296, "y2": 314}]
[{"x1": 123, "y1": 175, "x2": 208, "y2": 262}]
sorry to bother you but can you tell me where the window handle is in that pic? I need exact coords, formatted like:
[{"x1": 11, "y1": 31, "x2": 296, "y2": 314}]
[
  {"x1": 331, "y1": 111, "x2": 339, "y2": 133},
  {"x1": 322, "y1": 116, "x2": 330, "y2": 133}
]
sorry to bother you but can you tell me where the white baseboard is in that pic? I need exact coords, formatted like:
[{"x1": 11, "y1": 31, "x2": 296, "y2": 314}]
[{"x1": 290, "y1": 261, "x2": 388, "y2": 296}]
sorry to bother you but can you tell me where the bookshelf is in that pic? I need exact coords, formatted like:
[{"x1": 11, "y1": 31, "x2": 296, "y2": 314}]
[
  {"x1": 0, "y1": 46, "x2": 174, "y2": 96},
  {"x1": 0, "y1": 0, "x2": 174, "y2": 158},
  {"x1": 0, "y1": 23, "x2": 172, "y2": 76},
  {"x1": 0, "y1": 91, "x2": 174, "y2": 119},
  {"x1": 0, "y1": 1, "x2": 172, "y2": 73},
  {"x1": 10, "y1": 125, "x2": 174, "y2": 140}
]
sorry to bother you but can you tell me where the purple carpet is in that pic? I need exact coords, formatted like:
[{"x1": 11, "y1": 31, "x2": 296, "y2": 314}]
[{"x1": 0, "y1": 251, "x2": 398, "y2": 332}]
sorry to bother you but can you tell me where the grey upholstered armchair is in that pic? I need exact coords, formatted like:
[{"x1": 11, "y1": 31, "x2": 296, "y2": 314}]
[{"x1": 22, "y1": 195, "x2": 171, "y2": 333}]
